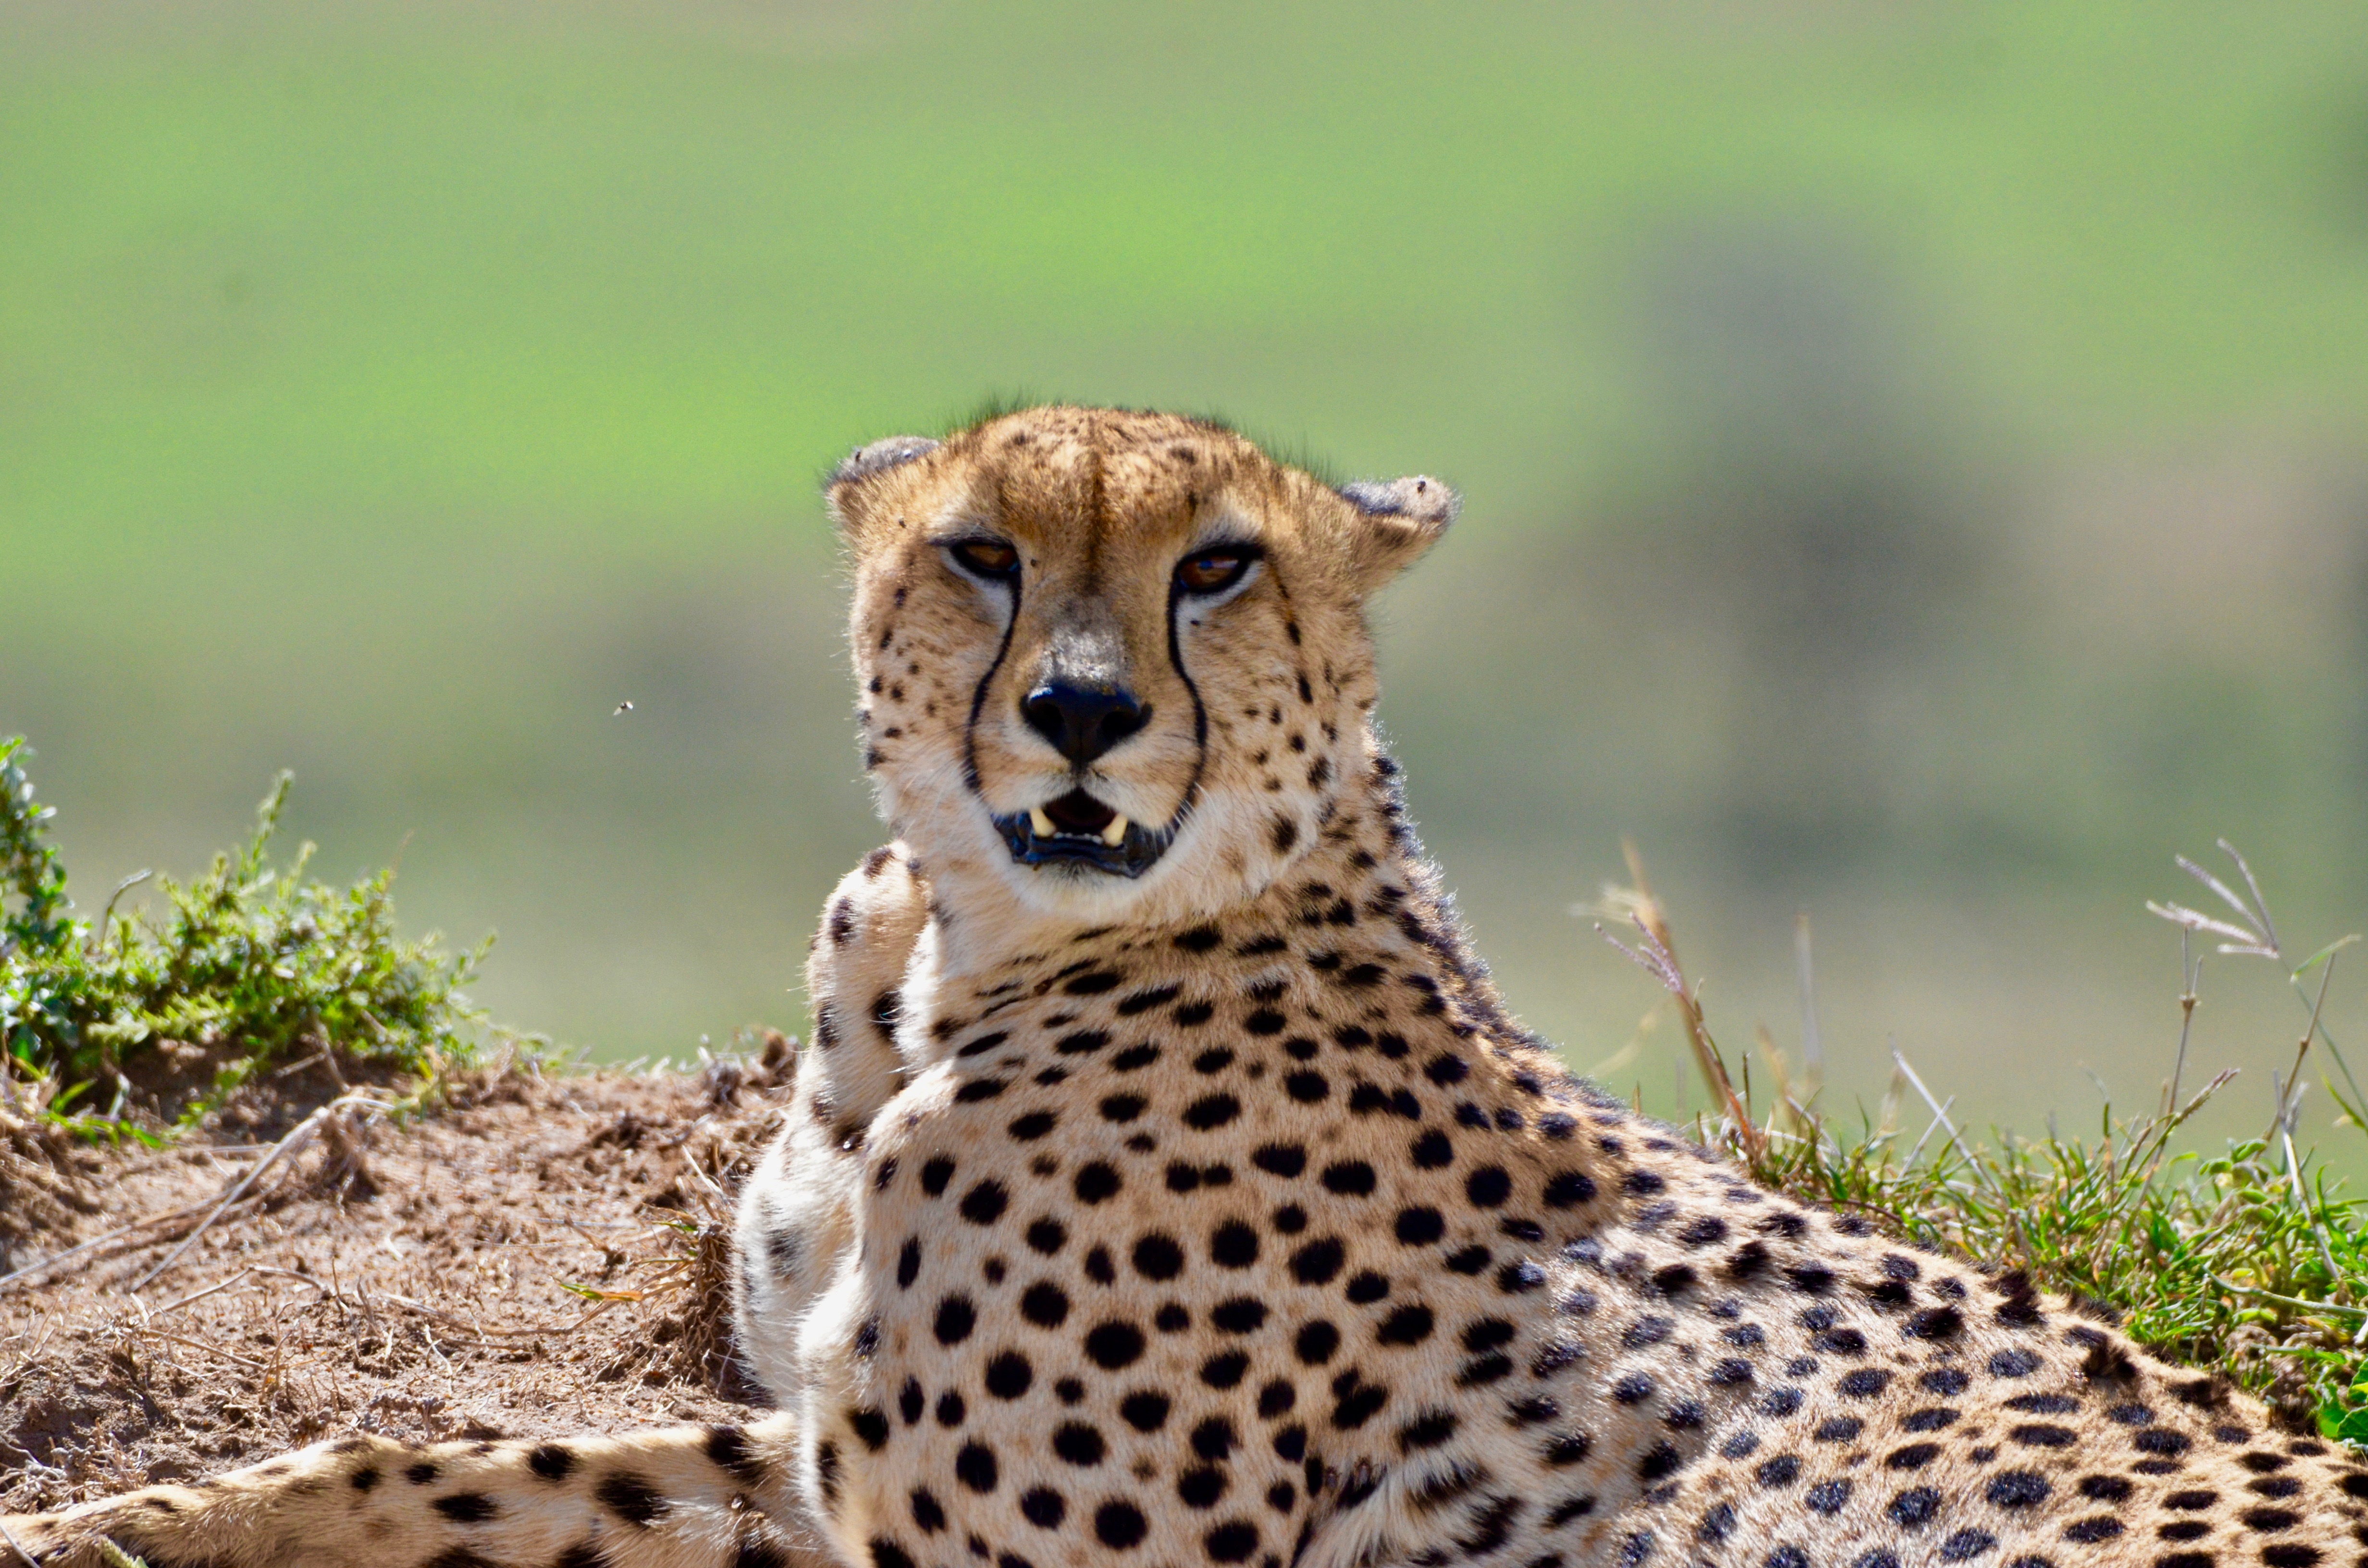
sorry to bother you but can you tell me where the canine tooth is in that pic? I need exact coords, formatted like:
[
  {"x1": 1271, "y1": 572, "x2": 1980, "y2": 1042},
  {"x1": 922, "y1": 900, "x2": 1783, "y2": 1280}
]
[
  {"x1": 1029, "y1": 807, "x2": 1056, "y2": 837},
  {"x1": 1101, "y1": 814, "x2": 1129, "y2": 847}
]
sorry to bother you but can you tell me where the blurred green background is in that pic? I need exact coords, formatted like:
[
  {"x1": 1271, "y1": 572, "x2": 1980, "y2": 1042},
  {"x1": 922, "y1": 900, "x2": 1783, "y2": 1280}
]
[{"x1": 8, "y1": 0, "x2": 2368, "y2": 1150}]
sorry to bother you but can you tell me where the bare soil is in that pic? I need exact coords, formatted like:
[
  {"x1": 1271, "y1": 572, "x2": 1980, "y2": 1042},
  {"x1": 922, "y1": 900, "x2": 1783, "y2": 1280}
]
[{"x1": 0, "y1": 1043, "x2": 797, "y2": 1516}]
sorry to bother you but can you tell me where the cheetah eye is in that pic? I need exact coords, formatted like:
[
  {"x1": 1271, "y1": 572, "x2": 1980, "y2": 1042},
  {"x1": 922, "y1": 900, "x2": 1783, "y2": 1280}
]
[
  {"x1": 948, "y1": 539, "x2": 1021, "y2": 580},
  {"x1": 1175, "y1": 548, "x2": 1256, "y2": 597}
]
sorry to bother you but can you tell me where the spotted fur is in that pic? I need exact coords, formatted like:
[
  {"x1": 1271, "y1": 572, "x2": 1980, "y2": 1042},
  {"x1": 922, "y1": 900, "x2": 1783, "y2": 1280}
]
[{"x1": 12, "y1": 407, "x2": 2364, "y2": 1568}]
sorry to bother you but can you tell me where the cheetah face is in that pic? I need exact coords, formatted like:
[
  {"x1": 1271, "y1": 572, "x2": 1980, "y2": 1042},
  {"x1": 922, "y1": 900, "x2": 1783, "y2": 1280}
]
[{"x1": 826, "y1": 407, "x2": 1455, "y2": 924}]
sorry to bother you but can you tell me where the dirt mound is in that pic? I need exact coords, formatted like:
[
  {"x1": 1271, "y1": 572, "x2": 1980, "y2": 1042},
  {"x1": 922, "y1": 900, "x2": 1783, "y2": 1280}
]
[{"x1": 0, "y1": 1042, "x2": 797, "y2": 1516}]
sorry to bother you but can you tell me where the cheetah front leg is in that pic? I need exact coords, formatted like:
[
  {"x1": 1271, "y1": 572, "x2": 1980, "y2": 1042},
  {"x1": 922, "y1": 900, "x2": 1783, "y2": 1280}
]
[
  {"x1": 0, "y1": 1419, "x2": 821, "y2": 1568},
  {"x1": 730, "y1": 844, "x2": 929, "y2": 1405}
]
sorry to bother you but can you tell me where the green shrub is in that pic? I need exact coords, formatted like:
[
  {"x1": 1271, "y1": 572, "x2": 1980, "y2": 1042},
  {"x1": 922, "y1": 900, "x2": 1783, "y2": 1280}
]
[{"x1": 0, "y1": 735, "x2": 490, "y2": 1132}]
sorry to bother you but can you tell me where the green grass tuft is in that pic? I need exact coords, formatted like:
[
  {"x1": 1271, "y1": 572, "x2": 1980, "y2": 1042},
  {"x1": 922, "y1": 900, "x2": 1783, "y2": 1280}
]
[{"x1": 1, "y1": 735, "x2": 493, "y2": 1135}]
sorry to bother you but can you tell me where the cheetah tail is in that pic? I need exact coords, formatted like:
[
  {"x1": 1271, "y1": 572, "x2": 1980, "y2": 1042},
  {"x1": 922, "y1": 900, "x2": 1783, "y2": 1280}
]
[{"x1": 1, "y1": 1413, "x2": 822, "y2": 1568}]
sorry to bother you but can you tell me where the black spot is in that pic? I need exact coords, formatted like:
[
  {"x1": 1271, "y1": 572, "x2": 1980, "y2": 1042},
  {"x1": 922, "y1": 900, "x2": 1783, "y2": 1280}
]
[
  {"x1": 934, "y1": 1296, "x2": 976, "y2": 1345},
  {"x1": 1134, "y1": 1234, "x2": 1187, "y2": 1281},
  {"x1": 1291, "y1": 1237, "x2": 1346, "y2": 1285},
  {"x1": 1890, "y1": 1486, "x2": 1941, "y2": 1527},
  {"x1": 1186, "y1": 1095, "x2": 1243, "y2": 1130},
  {"x1": 1902, "y1": 1408, "x2": 1958, "y2": 1432},
  {"x1": 2062, "y1": 1519, "x2": 2124, "y2": 1544},
  {"x1": 1120, "y1": 1391, "x2": 1171, "y2": 1431},
  {"x1": 1395, "y1": 1409, "x2": 1459, "y2": 1453},
  {"x1": 1623, "y1": 1315, "x2": 1675, "y2": 1350},
  {"x1": 528, "y1": 1445, "x2": 574, "y2": 1482},
  {"x1": 1118, "y1": 984, "x2": 1182, "y2": 1016},
  {"x1": 1345, "y1": 1272, "x2": 1389, "y2": 1303},
  {"x1": 911, "y1": 1489, "x2": 948, "y2": 1533},
  {"x1": 1073, "y1": 1162, "x2": 1123, "y2": 1203},
  {"x1": 1377, "y1": 1306, "x2": 1435, "y2": 1345},
  {"x1": 1254, "y1": 1143, "x2": 1308, "y2": 1178},
  {"x1": 850, "y1": 1408, "x2": 893, "y2": 1449},
  {"x1": 1395, "y1": 1208, "x2": 1446, "y2": 1245},
  {"x1": 1211, "y1": 1222, "x2": 1260, "y2": 1268},
  {"x1": 936, "y1": 1391, "x2": 966, "y2": 1426},
  {"x1": 1295, "y1": 1320, "x2": 1342, "y2": 1363},
  {"x1": 873, "y1": 1541, "x2": 916, "y2": 1568},
  {"x1": 1815, "y1": 1418, "x2": 1865, "y2": 1443},
  {"x1": 1919, "y1": 1368, "x2": 1971, "y2": 1396},
  {"x1": 960, "y1": 1180, "x2": 1009, "y2": 1225},
  {"x1": 1887, "y1": 1444, "x2": 1941, "y2": 1470},
  {"x1": 1096, "y1": 1501, "x2": 1150, "y2": 1549},
  {"x1": 1178, "y1": 1467, "x2": 1229, "y2": 1509},
  {"x1": 1206, "y1": 1520, "x2": 1261, "y2": 1564},
  {"x1": 1937, "y1": 1531, "x2": 1996, "y2": 1563},
  {"x1": 1988, "y1": 1471, "x2": 2049, "y2": 1507},
  {"x1": 1020, "y1": 1488, "x2": 1066, "y2": 1529},
  {"x1": 1466, "y1": 1167, "x2": 1513, "y2": 1207},
  {"x1": 985, "y1": 1353, "x2": 1033, "y2": 1400},
  {"x1": 1212, "y1": 1298, "x2": 1269, "y2": 1334},
  {"x1": 1757, "y1": 1456, "x2": 1801, "y2": 1488},
  {"x1": 1989, "y1": 1349, "x2": 2040, "y2": 1378},
  {"x1": 597, "y1": 1472, "x2": 668, "y2": 1525},
  {"x1": 1807, "y1": 1480, "x2": 1851, "y2": 1514},
  {"x1": 2135, "y1": 1428, "x2": 2193, "y2": 1457},
  {"x1": 1840, "y1": 1369, "x2": 1892, "y2": 1398},
  {"x1": 955, "y1": 1443, "x2": 999, "y2": 1493},
  {"x1": 1052, "y1": 1423, "x2": 1107, "y2": 1467},
  {"x1": 1007, "y1": 1112, "x2": 1057, "y2": 1140},
  {"x1": 1905, "y1": 1306, "x2": 1963, "y2": 1339},
  {"x1": 1020, "y1": 1281, "x2": 1071, "y2": 1327},
  {"x1": 434, "y1": 1493, "x2": 499, "y2": 1524},
  {"x1": 1085, "y1": 1321, "x2": 1147, "y2": 1369}
]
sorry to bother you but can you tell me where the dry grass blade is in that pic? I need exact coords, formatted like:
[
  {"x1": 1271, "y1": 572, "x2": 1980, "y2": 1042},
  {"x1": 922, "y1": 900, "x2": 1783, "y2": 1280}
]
[
  {"x1": 128, "y1": 1093, "x2": 390, "y2": 1293},
  {"x1": 1592, "y1": 841, "x2": 1763, "y2": 1162}
]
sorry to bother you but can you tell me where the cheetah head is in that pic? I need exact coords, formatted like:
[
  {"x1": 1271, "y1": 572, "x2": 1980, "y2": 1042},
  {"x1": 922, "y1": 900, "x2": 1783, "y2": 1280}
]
[{"x1": 827, "y1": 405, "x2": 1455, "y2": 928}]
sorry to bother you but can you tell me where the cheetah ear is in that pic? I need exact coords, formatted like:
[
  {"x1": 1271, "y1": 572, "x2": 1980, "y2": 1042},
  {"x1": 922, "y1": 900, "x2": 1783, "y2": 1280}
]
[
  {"x1": 825, "y1": 435, "x2": 940, "y2": 536},
  {"x1": 1334, "y1": 476, "x2": 1459, "y2": 594}
]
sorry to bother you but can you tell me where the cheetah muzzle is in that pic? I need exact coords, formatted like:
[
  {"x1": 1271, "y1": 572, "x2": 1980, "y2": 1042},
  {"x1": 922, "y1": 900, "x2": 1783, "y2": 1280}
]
[{"x1": 12, "y1": 406, "x2": 2365, "y2": 1568}]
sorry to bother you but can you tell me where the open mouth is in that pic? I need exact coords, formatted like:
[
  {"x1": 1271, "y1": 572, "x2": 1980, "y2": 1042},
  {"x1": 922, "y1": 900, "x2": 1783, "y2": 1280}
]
[{"x1": 994, "y1": 788, "x2": 1172, "y2": 878}]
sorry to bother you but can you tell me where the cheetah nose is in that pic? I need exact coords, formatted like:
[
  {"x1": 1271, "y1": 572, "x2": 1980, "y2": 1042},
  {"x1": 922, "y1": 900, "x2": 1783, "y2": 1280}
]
[{"x1": 1022, "y1": 682, "x2": 1150, "y2": 765}]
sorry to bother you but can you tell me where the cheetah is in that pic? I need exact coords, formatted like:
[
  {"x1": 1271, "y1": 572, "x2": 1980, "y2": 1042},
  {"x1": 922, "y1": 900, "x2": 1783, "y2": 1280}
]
[{"x1": 10, "y1": 405, "x2": 2367, "y2": 1568}]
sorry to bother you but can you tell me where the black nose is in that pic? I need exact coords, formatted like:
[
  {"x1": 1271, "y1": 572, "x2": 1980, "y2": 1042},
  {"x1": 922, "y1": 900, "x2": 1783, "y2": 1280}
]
[{"x1": 1022, "y1": 683, "x2": 1150, "y2": 765}]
